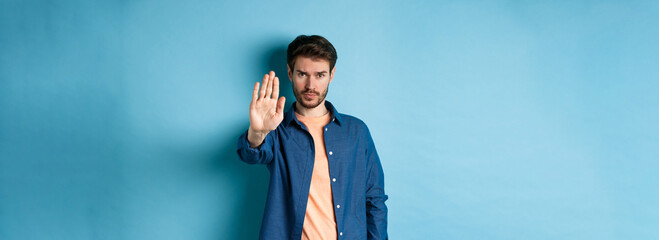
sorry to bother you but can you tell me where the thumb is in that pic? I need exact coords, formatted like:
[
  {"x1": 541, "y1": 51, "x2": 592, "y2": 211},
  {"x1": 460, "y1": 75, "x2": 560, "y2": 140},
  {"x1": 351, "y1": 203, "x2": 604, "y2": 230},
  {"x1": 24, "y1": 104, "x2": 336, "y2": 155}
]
[{"x1": 276, "y1": 96, "x2": 286, "y2": 114}]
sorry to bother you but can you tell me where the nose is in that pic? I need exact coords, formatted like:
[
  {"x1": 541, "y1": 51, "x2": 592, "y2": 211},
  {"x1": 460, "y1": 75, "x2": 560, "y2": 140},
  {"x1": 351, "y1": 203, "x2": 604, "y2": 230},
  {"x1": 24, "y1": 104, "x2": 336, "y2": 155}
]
[{"x1": 304, "y1": 77, "x2": 313, "y2": 90}]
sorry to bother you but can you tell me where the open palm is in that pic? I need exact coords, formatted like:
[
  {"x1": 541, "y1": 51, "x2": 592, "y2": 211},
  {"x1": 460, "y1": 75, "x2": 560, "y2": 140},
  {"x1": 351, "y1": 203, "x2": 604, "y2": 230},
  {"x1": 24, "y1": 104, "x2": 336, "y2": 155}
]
[{"x1": 249, "y1": 71, "x2": 286, "y2": 136}]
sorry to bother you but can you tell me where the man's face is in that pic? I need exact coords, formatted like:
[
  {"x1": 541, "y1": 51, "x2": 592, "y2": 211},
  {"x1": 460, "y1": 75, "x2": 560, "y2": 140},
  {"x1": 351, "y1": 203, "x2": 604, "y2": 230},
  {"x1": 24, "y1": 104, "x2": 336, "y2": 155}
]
[{"x1": 287, "y1": 56, "x2": 335, "y2": 109}]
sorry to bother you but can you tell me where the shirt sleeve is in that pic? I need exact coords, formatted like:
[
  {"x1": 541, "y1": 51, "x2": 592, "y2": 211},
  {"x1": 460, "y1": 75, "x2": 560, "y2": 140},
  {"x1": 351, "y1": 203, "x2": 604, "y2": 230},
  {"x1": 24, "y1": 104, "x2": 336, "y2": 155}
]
[
  {"x1": 364, "y1": 126, "x2": 389, "y2": 240},
  {"x1": 236, "y1": 129, "x2": 276, "y2": 165}
]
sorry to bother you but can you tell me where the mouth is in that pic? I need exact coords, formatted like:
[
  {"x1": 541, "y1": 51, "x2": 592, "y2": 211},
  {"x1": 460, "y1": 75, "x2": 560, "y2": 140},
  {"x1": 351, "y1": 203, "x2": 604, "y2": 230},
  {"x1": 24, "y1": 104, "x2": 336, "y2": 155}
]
[{"x1": 302, "y1": 92, "x2": 317, "y2": 99}]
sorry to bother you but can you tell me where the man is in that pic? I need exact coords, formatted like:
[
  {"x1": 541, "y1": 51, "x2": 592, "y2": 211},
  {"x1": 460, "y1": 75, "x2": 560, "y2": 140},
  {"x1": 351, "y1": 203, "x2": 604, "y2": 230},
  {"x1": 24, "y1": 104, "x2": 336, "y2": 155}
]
[{"x1": 236, "y1": 35, "x2": 388, "y2": 240}]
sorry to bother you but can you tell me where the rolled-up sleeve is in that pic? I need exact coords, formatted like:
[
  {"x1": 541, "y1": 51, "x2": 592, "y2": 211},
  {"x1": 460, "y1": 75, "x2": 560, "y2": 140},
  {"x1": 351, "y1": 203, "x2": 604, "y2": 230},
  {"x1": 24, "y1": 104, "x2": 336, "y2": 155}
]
[
  {"x1": 364, "y1": 127, "x2": 388, "y2": 240},
  {"x1": 236, "y1": 129, "x2": 276, "y2": 165}
]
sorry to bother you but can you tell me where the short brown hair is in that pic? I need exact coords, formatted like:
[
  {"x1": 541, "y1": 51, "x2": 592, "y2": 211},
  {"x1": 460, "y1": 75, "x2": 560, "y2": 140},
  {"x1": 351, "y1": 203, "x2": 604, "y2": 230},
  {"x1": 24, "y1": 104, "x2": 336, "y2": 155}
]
[{"x1": 287, "y1": 35, "x2": 337, "y2": 72}]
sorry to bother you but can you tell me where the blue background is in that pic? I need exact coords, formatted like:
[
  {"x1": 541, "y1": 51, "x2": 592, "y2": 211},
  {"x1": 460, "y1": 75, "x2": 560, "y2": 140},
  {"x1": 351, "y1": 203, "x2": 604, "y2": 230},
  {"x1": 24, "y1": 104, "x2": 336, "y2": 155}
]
[{"x1": 1, "y1": 0, "x2": 658, "y2": 239}]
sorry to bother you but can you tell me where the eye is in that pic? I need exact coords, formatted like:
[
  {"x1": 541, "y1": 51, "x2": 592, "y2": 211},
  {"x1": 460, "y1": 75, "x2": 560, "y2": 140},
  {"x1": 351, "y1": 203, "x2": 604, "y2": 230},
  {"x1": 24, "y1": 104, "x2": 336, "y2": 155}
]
[
  {"x1": 317, "y1": 73, "x2": 324, "y2": 78},
  {"x1": 298, "y1": 72, "x2": 305, "y2": 77}
]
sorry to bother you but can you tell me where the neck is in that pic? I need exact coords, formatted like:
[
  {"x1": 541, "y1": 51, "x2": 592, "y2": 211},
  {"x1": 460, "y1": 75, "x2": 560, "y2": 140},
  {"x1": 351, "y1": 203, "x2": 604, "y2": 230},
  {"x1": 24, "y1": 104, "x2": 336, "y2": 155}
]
[{"x1": 295, "y1": 101, "x2": 328, "y2": 118}]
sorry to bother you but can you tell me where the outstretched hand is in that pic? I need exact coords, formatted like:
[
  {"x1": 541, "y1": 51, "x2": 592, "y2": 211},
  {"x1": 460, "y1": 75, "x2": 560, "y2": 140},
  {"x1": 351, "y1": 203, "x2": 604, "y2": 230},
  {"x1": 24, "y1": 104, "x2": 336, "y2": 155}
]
[{"x1": 247, "y1": 71, "x2": 286, "y2": 147}]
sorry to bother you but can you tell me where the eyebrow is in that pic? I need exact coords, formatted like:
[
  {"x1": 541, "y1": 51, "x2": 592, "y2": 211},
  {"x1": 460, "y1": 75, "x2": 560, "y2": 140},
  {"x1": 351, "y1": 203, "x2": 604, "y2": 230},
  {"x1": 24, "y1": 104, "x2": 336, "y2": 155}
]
[{"x1": 296, "y1": 70, "x2": 328, "y2": 74}]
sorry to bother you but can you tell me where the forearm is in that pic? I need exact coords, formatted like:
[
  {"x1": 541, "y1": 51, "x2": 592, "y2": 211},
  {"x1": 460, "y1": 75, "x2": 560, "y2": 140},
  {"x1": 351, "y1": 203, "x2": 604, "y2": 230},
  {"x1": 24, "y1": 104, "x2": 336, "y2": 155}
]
[
  {"x1": 366, "y1": 196, "x2": 388, "y2": 240},
  {"x1": 365, "y1": 159, "x2": 388, "y2": 239},
  {"x1": 236, "y1": 129, "x2": 274, "y2": 165}
]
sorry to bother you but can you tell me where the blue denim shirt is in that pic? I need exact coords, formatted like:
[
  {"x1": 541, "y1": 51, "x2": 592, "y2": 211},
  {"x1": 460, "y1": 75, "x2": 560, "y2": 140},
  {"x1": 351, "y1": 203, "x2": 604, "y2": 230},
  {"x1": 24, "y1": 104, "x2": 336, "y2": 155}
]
[{"x1": 236, "y1": 101, "x2": 388, "y2": 240}]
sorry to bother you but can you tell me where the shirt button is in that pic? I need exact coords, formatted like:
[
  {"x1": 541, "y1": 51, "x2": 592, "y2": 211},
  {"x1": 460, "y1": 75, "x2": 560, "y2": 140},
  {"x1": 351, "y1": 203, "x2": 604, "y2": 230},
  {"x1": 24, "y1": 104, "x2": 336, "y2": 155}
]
[
  {"x1": 329, "y1": 151, "x2": 333, "y2": 155},
  {"x1": 332, "y1": 178, "x2": 336, "y2": 182},
  {"x1": 325, "y1": 127, "x2": 328, "y2": 131},
  {"x1": 336, "y1": 204, "x2": 340, "y2": 208},
  {"x1": 340, "y1": 232, "x2": 343, "y2": 236}
]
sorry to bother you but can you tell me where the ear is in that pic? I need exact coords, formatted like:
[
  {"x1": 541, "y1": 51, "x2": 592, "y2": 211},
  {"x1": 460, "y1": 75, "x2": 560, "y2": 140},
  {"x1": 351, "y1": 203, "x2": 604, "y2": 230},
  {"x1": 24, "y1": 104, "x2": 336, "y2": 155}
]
[
  {"x1": 287, "y1": 64, "x2": 293, "y2": 82},
  {"x1": 329, "y1": 66, "x2": 336, "y2": 84}
]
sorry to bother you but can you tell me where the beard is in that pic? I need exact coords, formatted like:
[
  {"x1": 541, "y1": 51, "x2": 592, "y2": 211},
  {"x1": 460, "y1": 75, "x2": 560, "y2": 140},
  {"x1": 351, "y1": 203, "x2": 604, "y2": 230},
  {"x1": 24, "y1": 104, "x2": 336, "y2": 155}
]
[{"x1": 293, "y1": 86, "x2": 328, "y2": 109}]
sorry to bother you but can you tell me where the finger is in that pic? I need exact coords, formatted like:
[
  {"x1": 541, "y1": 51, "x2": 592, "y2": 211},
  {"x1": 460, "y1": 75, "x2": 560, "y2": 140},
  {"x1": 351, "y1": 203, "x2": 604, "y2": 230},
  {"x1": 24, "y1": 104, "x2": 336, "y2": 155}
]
[
  {"x1": 259, "y1": 74, "x2": 268, "y2": 99},
  {"x1": 265, "y1": 72, "x2": 274, "y2": 98},
  {"x1": 252, "y1": 82, "x2": 259, "y2": 104},
  {"x1": 276, "y1": 96, "x2": 286, "y2": 114},
  {"x1": 272, "y1": 76, "x2": 280, "y2": 99}
]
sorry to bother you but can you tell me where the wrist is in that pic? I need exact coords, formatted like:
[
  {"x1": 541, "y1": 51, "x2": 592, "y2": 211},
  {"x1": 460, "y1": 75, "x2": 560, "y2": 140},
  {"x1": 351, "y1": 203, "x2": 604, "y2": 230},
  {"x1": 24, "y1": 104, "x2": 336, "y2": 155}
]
[{"x1": 247, "y1": 127, "x2": 268, "y2": 148}]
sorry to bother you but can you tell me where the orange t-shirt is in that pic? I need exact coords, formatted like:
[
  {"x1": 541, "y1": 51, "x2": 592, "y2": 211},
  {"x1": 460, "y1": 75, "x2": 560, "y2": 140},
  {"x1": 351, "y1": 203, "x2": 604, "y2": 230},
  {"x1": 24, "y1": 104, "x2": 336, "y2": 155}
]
[{"x1": 296, "y1": 111, "x2": 337, "y2": 240}]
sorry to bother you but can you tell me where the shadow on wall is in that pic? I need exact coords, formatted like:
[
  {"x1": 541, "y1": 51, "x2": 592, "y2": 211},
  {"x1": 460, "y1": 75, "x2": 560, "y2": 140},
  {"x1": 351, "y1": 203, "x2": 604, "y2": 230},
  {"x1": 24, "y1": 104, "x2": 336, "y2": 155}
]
[
  {"x1": 211, "y1": 42, "x2": 293, "y2": 240},
  {"x1": 208, "y1": 123, "x2": 265, "y2": 240},
  {"x1": 264, "y1": 42, "x2": 295, "y2": 112}
]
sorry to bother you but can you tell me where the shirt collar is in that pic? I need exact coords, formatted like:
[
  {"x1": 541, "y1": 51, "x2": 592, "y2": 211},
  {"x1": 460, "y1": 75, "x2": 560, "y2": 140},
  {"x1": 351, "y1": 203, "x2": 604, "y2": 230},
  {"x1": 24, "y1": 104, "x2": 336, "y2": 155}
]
[{"x1": 284, "y1": 100, "x2": 343, "y2": 127}]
